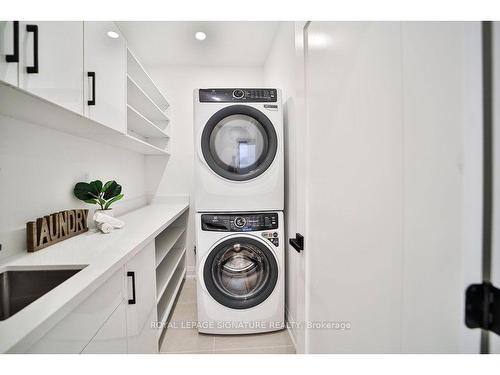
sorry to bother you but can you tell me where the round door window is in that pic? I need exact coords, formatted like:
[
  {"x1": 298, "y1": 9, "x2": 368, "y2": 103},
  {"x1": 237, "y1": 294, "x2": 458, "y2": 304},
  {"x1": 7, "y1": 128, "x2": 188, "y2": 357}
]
[
  {"x1": 203, "y1": 237, "x2": 278, "y2": 309},
  {"x1": 201, "y1": 105, "x2": 278, "y2": 181}
]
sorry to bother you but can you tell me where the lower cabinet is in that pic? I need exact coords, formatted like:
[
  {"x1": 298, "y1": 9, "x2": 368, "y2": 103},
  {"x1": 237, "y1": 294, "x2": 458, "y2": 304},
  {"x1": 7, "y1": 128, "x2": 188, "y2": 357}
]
[
  {"x1": 125, "y1": 241, "x2": 158, "y2": 353},
  {"x1": 26, "y1": 241, "x2": 158, "y2": 354},
  {"x1": 81, "y1": 303, "x2": 128, "y2": 354}
]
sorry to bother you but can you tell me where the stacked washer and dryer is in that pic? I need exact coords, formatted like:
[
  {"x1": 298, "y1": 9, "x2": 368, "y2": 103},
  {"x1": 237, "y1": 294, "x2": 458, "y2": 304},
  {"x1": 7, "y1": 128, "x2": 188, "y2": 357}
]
[{"x1": 193, "y1": 88, "x2": 285, "y2": 334}]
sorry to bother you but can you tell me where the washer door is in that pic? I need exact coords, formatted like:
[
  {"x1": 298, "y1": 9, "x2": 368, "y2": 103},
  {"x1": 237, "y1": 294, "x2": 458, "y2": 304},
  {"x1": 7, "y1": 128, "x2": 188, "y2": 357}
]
[
  {"x1": 203, "y1": 237, "x2": 278, "y2": 309},
  {"x1": 201, "y1": 105, "x2": 278, "y2": 181}
]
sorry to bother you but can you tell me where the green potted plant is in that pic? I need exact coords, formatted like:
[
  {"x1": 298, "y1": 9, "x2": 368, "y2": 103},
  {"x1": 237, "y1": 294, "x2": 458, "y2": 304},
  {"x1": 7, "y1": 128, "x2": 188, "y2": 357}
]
[{"x1": 74, "y1": 180, "x2": 124, "y2": 217}]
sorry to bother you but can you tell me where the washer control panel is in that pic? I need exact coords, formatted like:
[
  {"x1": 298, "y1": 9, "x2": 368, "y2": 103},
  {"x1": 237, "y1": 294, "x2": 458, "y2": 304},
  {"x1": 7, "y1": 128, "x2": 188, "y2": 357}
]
[
  {"x1": 199, "y1": 88, "x2": 277, "y2": 103},
  {"x1": 201, "y1": 213, "x2": 278, "y2": 232}
]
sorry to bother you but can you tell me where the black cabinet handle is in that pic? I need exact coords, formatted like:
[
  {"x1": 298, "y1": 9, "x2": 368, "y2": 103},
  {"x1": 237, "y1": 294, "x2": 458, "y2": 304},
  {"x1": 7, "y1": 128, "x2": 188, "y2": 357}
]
[
  {"x1": 127, "y1": 271, "x2": 136, "y2": 305},
  {"x1": 87, "y1": 72, "x2": 96, "y2": 106},
  {"x1": 289, "y1": 233, "x2": 304, "y2": 253},
  {"x1": 26, "y1": 24, "x2": 38, "y2": 74},
  {"x1": 5, "y1": 21, "x2": 19, "y2": 63}
]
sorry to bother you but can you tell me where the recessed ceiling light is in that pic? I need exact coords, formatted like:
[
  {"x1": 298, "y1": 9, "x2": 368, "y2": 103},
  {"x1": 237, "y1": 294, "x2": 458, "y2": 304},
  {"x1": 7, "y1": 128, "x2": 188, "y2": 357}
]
[
  {"x1": 195, "y1": 31, "x2": 207, "y2": 41},
  {"x1": 107, "y1": 31, "x2": 120, "y2": 39}
]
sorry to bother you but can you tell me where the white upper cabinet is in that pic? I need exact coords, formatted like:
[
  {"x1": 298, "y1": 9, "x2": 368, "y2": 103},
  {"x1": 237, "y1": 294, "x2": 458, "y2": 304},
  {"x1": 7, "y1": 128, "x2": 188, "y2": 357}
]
[
  {"x1": 83, "y1": 22, "x2": 127, "y2": 133},
  {"x1": 18, "y1": 21, "x2": 84, "y2": 115},
  {"x1": 0, "y1": 21, "x2": 19, "y2": 86},
  {"x1": 125, "y1": 241, "x2": 158, "y2": 353},
  {"x1": 0, "y1": 21, "x2": 168, "y2": 155}
]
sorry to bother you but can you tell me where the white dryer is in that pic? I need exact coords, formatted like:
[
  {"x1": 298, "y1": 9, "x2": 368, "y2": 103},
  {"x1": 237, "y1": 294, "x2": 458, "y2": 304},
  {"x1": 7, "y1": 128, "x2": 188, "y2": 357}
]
[
  {"x1": 196, "y1": 212, "x2": 284, "y2": 334},
  {"x1": 193, "y1": 88, "x2": 284, "y2": 212}
]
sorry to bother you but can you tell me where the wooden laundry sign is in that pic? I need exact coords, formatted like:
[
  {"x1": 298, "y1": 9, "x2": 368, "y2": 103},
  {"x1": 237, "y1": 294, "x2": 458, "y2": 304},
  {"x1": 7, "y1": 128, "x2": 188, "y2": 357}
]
[{"x1": 26, "y1": 209, "x2": 89, "y2": 252}]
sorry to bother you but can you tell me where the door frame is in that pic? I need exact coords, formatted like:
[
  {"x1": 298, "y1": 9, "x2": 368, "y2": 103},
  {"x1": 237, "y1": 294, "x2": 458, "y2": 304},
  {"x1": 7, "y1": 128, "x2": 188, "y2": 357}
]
[{"x1": 292, "y1": 20, "x2": 309, "y2": 354}]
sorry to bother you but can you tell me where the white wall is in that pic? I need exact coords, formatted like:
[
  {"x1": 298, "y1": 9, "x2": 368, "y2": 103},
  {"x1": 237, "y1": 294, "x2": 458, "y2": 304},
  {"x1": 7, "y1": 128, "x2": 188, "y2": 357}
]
[
  {"x1": 145, "y1": 65, "x2": 264, "y2": 276},
  {"x1": 263, "y1": 21, "x2": 305, "y2": 350},
  {"x1": 0, "y1": 115, "x2": 146, "y2": 261}
]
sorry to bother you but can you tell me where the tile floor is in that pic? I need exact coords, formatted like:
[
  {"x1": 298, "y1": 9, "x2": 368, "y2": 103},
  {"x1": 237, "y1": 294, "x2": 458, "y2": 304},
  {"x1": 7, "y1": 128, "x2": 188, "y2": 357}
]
[{"x1": 159, "y1": 278, "x2": 295, "y2": 354}]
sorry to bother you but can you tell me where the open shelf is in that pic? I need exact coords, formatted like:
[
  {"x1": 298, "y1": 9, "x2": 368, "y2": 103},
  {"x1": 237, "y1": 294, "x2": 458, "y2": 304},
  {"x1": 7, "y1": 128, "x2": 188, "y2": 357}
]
[
  {"x1": 127, "y1": 48, "x2": 170, "y2": 112},
  {"x1": 154, "y1": 209, "x2": 187, "y2": 345},
  {"x1": 155, "y1": 227, "x2": 186, "y2": 266},
  {"x1": 157, "y1": 263, "x2": 186, "y2": 339},
  {"x1": 122, "y1": 132, "x2": 169, "y2": 155},
  {"x1": 127, "y1": 75, "x2": 169, "y2": 128},
  {"x1": 0, "y1": 80, "x2": 168, "y2": 156},
  {"x1": 156, "y1": 247, "x2": 186, "y2": 303},
  {"x1": 127, "y1": 105, "x2": 169, "y2": 138},
  {"x1": 124, "y1": 46, "x2": 172, "y2": 157}
]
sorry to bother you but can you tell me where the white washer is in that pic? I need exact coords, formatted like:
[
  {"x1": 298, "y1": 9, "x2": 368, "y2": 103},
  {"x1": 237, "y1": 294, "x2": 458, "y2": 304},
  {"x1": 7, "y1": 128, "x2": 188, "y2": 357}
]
[
  {"x1": 196, "y1": 211, "x2": 284, "y2": 334},
  {"x1": 194, "y1": 88, "x2": 284, "y2": 212}
]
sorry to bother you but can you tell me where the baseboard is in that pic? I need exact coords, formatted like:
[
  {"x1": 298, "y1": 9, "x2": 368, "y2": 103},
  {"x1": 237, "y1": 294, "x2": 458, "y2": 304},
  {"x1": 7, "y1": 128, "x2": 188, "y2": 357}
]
[{"x1": 285, "y1": 307, "x2": 299, "y2": 353}]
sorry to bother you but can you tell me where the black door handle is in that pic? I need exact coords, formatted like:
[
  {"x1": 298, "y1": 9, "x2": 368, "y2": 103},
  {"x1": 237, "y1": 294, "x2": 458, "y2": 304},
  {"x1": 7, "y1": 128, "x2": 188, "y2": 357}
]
[
  {"x1": 26, "y1": 24, "x2": 38, "y2": 74},
  {"x1": 5, "y1": 21, "x2": 19, "y2": 63},
  {"x1": 87, "y1": 72, "x2": 96, "y2": 106},
  {"x1": 127, "y1": 271, "x2": 136, "y2": 305},
  {"x1": 289, "y1": 233, "x2": 304, "y2": 253}
]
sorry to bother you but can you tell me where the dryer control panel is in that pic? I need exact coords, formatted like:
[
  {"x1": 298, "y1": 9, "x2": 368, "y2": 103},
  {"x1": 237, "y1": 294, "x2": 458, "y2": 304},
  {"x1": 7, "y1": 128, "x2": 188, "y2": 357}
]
[
  {"x1": 199, "y1": 88, "x2": 278, "y2": 103},
  {"x1": 201, "y1": 213, "x2": 279, "y2": 232}
]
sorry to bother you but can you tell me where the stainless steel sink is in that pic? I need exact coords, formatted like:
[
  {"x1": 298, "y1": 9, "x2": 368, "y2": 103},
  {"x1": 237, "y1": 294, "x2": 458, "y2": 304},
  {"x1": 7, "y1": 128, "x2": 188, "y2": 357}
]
[{"x1": 0, "y1": 267, "x2": 84, "y2": 321}]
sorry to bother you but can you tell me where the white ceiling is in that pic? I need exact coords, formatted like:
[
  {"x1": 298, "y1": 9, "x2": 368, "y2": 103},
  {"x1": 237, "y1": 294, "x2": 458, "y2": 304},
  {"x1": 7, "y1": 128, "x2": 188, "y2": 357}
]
[{"x1": 116, "y1": 21, "x2": 280, "y2": 67}]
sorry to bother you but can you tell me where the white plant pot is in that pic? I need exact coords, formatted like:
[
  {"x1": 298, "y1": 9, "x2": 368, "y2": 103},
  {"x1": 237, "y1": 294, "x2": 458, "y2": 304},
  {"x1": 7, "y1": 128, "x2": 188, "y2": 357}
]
[{"x1": 95, "y1": 209, "x2": 114, "y2": 217}]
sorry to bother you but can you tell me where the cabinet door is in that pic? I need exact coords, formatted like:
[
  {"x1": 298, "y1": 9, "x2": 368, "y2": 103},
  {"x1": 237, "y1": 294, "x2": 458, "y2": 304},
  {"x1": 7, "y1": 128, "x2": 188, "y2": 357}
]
[
  {"x1": 83, "y1": 21, "x2": 127, "y2": 133},
  {"x1": 81, "y1": 303, "x2": 127, "y2": 354},
  {"x1": 18, "y1": 21, "x2": 84, "y2": 115},
  {"x1": 26, "y1": 267, "x2": 125, "y2": 353},
  {"x1": 0, "y1": 21, "x2": 19, "y2": 86},
  {"x1": 125, "y1": 241, "x2": 158, "y2": 353}
]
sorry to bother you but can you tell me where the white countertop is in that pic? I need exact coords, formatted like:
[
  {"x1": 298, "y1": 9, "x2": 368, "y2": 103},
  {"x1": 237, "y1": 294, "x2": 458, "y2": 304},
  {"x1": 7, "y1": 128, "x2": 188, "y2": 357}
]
[{"x1": 0, "y1": 202, "x2": 189, "y2": 353}]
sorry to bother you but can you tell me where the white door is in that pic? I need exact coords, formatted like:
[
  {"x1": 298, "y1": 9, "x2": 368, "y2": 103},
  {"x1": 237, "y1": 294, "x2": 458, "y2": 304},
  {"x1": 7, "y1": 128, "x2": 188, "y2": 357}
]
[
  {"x1": 18, "y1": 21, "x2": 83, "y2": 115},
  {"x1": 399, "y1": 21, "x2": 482, "y2": 354},
  {"x1": 304, "y1": 21, "x2": 404, "y2": 354},
  {"x1": 0, "y1": 21, "x2": 19, "y2": 86},
  {"x1": 302, "y1": 21, "x2": 483, "y2": 353},
  {"x1": 125, "y1": 241, "x2": 158, "y2": 353},
  {"x1": 83, "y1": 22, "x2": 127, "y2": 133}
]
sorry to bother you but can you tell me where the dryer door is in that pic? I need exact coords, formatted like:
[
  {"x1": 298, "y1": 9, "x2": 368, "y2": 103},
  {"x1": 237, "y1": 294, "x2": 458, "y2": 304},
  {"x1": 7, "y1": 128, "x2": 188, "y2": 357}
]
[
  {"x1": 201, "y1": 105, "x2": 278, "y2": 181},
  {"x1": 203, "y1": 237, "x2": 278, "y2": 309}
]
